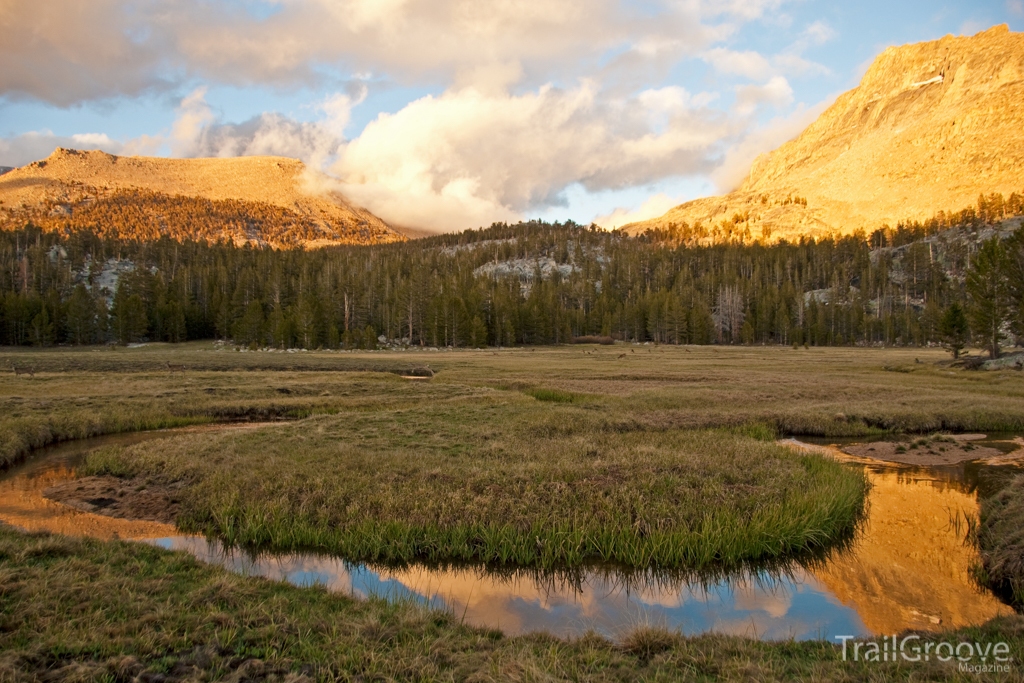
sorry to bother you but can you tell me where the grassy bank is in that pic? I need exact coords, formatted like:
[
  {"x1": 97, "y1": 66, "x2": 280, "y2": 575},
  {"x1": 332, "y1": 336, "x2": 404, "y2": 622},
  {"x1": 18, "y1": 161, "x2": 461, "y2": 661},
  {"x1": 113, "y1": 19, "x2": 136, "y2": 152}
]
[
  {"x1": 1, "y1": 526, "x2": 1021, "y2": 682},
  {"x1": 980, "y1": 475, "x2": 1024, "y2": 607},
  {"x1": 85, "y1": 419, "x2": 867, "y2": 569}
]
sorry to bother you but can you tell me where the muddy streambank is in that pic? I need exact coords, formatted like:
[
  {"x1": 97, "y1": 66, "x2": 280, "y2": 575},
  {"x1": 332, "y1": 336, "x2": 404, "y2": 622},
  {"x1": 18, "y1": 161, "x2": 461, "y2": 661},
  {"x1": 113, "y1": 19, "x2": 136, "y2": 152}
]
[
  {"x1": 44, "y1": 475, "x2": 182, "y2": 524},
  {"x1": 1, "y1": 427, "x2": 1020, "y2": 640},
  {"x1": 838, "y1": 434, "x2": 1024, "y2": 467}
]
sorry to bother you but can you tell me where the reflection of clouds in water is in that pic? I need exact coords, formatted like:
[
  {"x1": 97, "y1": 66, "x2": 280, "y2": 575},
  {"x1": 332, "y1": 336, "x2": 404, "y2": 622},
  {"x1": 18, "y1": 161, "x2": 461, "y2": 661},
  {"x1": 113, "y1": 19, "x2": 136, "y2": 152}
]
[
  {"x1": 142, "y1": 537, "x2": 869, "y2": 640},
  {"x1": 372, "y1": 563, "x2": 869, "y2": 640},
  {"x1": 730, "y1": 574, "x2": 795, "y2": 619},
  {"x1": 148, "y1": 536, "x2": 355, "y2": 595},
  {"x1": 708, "y1": 580, "x2": 867, "y2": 640}
]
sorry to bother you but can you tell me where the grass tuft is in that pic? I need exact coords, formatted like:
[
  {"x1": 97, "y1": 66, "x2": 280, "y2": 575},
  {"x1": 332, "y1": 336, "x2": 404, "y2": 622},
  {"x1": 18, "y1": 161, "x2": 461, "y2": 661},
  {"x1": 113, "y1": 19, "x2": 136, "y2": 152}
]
[{"x1": 524, "y1": 387, "x2": 585, "y2": 403}]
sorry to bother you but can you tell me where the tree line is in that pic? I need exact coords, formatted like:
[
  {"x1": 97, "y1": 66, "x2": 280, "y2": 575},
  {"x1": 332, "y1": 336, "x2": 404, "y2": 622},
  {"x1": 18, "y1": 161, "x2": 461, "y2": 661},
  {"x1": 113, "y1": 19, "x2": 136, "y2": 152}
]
[{"x1": 1, "y1": 217, "x2": 1022, "y2": 355}]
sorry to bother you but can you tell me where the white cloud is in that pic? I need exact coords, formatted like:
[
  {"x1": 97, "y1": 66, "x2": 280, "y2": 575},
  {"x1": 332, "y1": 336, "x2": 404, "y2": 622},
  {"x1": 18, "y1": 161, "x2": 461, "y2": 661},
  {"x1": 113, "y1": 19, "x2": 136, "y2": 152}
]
[
  {"x1": 2, "y1": 80, "x2": 731, "y2": 232},
  {"x1": 0, "y1": 0, "x2": 722, "y2": 106},
  {"x1": 772, "y1": 53, "x2": 831, "y2": 77},
  {"x1": 593, "y1": 193, "x2": 684, "y2": 230},
  {"x1": 0, "y1": 131, "x2": 121, "y2": 168},
  {"x1": 0, "y1": 87, "x2": 358, "y2": 171},
  {"x1": 164, "y1": 88, "x2": 363, "y2": 171},
  {"x1": 701, "y1": 19, "x2": 833, "y2": 83},
  {"x1": 711, "y1": 96, "x2": 833, "y2": 192},
  {"x1": 735, "y1": 76, "x2": 793, "y2": 116},
  {"x1": 168, "y1": 88, "x2": 218, "y2": 157},
  {"x1": 1010, "y1": 0, "x2": 1024, "y2": 17},
  {"x1": 703, "y1": 48, "x2": 775, "y2": 80},
  {"x1": 330, "y1": 82, "x2": 730, "y2": 231},
  {"x1": 802, "y1": 21, "x2": 836, "y2": 46}
]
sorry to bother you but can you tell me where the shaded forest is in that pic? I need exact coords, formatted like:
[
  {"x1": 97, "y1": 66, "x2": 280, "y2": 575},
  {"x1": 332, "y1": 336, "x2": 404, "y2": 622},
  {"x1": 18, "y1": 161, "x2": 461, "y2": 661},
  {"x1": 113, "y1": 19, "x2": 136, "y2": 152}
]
[{"x1": 1, "y1": 197, "x2": 1023, "y2": 353}]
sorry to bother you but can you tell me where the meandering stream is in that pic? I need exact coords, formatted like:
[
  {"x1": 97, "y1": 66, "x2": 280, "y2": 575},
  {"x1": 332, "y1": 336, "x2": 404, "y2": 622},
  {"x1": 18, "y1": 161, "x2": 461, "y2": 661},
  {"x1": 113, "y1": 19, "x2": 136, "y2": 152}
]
[{"x1": 1, "y1": 426, "x2": 1019, "y2": 641}]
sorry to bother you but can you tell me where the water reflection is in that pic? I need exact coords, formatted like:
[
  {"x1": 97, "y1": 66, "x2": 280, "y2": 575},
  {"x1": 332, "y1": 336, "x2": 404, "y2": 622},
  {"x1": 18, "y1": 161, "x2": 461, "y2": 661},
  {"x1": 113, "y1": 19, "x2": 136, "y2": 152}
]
[
  {"x1": 811, "y1": 467, "x2": 1006, "y2": 633},
  {"x1": 145, "y1": 535, "x2": 867, "y2": 639},
  {"x1": 0, "y1": 430, "x2": 1016, "y2": 641}
]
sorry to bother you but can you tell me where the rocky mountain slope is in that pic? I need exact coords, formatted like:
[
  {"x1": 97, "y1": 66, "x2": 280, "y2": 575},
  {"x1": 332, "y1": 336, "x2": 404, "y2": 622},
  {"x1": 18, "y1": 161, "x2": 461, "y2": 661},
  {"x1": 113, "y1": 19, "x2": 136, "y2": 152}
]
[
  {"x1": 0, "y1": 148, "x2": 403, "y2": 248},
  {"x1": 624, "y1": 25, "x2": 1024, "y2": 242}
]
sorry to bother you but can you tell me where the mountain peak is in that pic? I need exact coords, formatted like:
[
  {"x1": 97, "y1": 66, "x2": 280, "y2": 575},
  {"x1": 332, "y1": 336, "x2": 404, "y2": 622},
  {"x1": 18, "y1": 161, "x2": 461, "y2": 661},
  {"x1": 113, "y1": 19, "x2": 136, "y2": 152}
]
[{"x1": 625, "y1": 25, "x2": 1024, "y2": 241}]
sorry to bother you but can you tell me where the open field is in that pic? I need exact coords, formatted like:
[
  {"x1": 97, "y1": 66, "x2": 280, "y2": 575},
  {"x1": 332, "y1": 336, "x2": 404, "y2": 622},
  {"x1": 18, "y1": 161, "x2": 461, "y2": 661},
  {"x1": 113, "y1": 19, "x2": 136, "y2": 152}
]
[
  {"x1": 2, "y1": 343, "x2": 1024, "y2": 679},
  {"x1": 3, "y1": 342, "x2": 1023, "y2": 471}
]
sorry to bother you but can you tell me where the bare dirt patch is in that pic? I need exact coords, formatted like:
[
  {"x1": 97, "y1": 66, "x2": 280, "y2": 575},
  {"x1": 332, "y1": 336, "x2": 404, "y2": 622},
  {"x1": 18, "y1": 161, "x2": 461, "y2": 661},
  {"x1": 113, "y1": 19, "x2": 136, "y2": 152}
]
[
  {"x1": 841, "y1": 434, "x2": 1002, "y2": 466},
  {"x1": 44, "y1": 476, "x2": 181, "y2": 524}
]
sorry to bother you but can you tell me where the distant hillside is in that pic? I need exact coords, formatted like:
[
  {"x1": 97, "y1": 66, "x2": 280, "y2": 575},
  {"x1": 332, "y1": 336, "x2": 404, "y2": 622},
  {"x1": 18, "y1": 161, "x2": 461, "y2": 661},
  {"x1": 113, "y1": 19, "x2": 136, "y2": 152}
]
[
  {"x1": 624, "y1": 25, "x2": 1024, "y2": 242},
  {"x1": 0, "y1": 148, "x2": 404, "y2": 248},
  {"x1": 0, "y1": 167, "x2": 13, "y2": 176}
]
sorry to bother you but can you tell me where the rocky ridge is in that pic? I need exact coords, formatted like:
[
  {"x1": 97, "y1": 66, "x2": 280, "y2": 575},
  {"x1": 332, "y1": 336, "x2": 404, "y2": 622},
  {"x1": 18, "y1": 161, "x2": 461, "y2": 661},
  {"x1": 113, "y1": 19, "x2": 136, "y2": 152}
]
[{"x1": 0, "y1": 148, "x2": 404, "y2": 248}]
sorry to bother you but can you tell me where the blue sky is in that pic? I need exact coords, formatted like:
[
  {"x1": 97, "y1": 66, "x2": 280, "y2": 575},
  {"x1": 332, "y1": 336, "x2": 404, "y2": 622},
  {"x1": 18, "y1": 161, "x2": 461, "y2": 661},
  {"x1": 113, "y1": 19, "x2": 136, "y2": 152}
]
[{"x1": 1, "y1": 1, "x2": 1020, "y2": 231}]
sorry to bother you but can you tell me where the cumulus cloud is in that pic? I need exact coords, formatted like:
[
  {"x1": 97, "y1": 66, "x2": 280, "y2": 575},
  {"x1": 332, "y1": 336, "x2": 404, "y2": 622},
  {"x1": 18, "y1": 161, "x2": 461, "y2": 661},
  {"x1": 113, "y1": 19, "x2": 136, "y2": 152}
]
[
  {"x1": 0, "y1": 86, "x2": 359, "y2": 170},
  {"x1": 329, "y1": 83, "x2": 730, "y2": 231},
  {"x1": 593, "y1": 193, "x2": 685, "y2": 230},
  {"x1": 0, "y1": 0, "x2": 740, "y2": 107},
  {"x1": 0, "y1": 0, "x2": 170, "y2": 106},
  {"x1": 165, "y1": 88, "x2": 360, "y2": 170},
  {"x1": 2, "y1": 79, "x2": 731, "y2": 232}
]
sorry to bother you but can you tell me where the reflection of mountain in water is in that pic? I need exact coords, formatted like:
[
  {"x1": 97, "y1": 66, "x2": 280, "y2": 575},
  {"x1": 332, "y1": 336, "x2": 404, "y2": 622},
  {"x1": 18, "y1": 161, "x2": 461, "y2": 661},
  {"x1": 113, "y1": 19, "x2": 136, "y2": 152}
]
[
  {"x1": 811, "y1": 467, "x2": 1012, "y2": 633},
  {"x1": 0, "y1": 462, "x2": 178, "y2": 541}
]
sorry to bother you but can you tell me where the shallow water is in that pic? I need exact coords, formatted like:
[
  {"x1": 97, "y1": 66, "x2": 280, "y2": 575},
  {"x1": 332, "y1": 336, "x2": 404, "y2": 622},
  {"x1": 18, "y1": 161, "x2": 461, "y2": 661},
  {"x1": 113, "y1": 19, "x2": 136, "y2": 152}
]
[{"x1": 0, "y1": 428, "x2": 1017, "y2": 641}]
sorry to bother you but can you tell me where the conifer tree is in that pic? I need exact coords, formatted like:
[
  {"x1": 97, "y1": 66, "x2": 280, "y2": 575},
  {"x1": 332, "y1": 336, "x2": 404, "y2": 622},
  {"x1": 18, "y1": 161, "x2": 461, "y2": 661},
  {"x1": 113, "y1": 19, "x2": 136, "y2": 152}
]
[
  {"x1": 966, "y1": 237, "x2": 1009, "y2": 358},
  {"x1": 938, "y1": 302, "x2": 970, "y2": 359}
]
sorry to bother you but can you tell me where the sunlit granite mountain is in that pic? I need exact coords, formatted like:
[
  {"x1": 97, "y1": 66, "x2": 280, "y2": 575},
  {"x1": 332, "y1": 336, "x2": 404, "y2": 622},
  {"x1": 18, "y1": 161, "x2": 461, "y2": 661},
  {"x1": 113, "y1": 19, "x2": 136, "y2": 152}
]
[
  {"x1": 624, "y1": 25, "x2": 1024, "y2": 241},
  {"x1": 0, "y1": 148, "x2": 404, "y2": 248}
]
